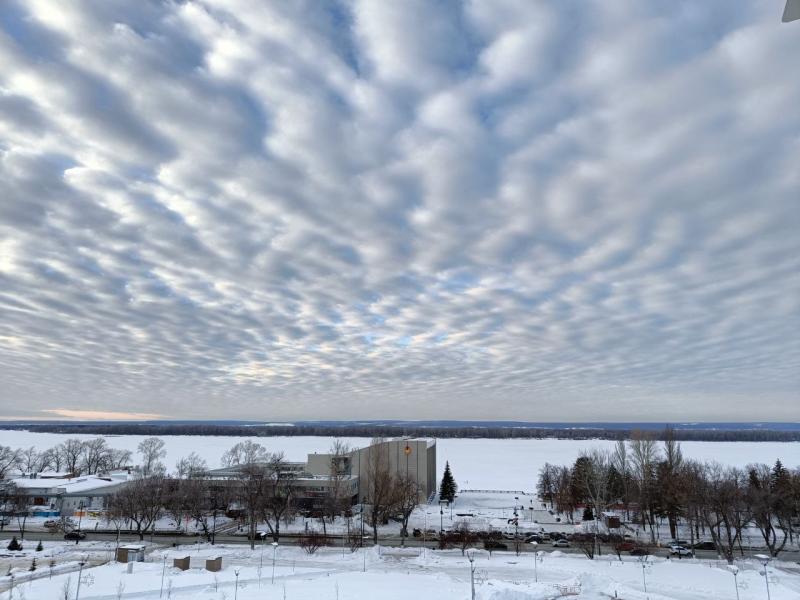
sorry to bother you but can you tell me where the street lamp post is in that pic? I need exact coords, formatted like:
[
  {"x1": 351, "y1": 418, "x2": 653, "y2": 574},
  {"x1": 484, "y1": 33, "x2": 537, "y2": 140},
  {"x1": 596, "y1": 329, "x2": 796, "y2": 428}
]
[
  {"x1": 466, "y1": 550, "x2": 477, "y2": 600},
  {"x1": 234, "y1": 567, "x2": 240, "y2": 600},
  {"x1": 529, "y1": 542, "x2": 539, "y2": 583},
  {"x1": 271, "y1": 541, "x2": 279, "y2": 584},
  {"x1": 259, "y1": 533, "x2": 266, "y2": 587},
  {"x1": 755, "y1": 555, "x2": 772, "y2": 600},
  {"x1": 640, "y1": 559, "x2": 648, "y2": 595},
  {"x1": 75, "y1": 557, "x2": 87, "y2": 600},
  {"x1": 727, "y1": 565, "x2": 740, "y2": 600},
  {"x1": 159, "y1": 554, "x2": 167, "y2": 598}
]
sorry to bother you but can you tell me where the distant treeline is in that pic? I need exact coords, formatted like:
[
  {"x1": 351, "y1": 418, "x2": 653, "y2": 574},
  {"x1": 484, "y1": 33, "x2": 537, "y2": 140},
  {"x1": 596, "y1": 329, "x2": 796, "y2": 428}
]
[{"x1": 2, "y1": 423, "x2": 799, "y2": 441}]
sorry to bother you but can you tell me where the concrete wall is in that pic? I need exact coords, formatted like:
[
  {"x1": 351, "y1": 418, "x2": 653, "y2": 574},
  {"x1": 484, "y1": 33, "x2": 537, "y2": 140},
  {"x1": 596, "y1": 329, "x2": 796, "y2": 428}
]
[{"x1": 350, "y1": 439, "x2": 435, "y2": 503}]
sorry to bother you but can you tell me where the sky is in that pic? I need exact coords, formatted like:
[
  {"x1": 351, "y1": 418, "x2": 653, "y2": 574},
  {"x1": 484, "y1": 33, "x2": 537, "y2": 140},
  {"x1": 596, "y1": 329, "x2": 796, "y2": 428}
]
[{"x1": 0, "y1": 1, "x2": 798, "y2": 422}]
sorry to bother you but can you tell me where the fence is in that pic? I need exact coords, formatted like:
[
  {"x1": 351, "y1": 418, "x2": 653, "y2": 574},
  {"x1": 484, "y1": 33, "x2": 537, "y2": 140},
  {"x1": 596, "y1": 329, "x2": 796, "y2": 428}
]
[
  {"x1": 552, "y1": 583, "x2": 581, "y2": 596},
  {"x1": 460, "y1": 490, "x2": 528, "y2": 495}
]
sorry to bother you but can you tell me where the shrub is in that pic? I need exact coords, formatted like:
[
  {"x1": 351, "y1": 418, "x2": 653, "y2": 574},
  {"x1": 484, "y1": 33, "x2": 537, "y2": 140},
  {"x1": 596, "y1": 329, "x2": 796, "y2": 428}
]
[
  {"x1": 299, "y1": 530, "x2": 327, "y2": 554},
  {"x1": 7, "y1": 536, "x2": 23, "y2": 551}
]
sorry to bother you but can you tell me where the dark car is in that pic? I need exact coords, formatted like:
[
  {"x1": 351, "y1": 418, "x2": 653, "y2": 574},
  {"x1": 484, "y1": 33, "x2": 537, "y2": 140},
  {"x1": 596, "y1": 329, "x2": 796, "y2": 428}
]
[
  {"x1": 484, "y1": 540, "x2": 508, "y2": 551},
  {"x1": 630, "y1": 547, "x2": 650, "y2": 556},
  {"x1": 64, "y1": 531, "x2": 86, "y2": 541},
  {"x1": 525, "y1": 534, "x2": 543, "y2": 543},
  {"x1": 692, "y1": 541, "x2": 716, "y2": 551}
]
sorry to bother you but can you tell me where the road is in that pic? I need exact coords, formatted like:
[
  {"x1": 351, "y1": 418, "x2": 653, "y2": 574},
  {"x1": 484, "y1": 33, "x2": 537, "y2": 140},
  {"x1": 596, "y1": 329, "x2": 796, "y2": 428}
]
[{"x1": 3, "y1": 528, "x2": 797, "y2": 561}]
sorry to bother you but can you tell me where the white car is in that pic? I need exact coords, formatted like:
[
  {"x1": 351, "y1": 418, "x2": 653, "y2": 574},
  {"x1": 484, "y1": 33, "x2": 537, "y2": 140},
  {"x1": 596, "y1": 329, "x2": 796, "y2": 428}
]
[
  {"x1": 669, "y1": 545, "x2": 693, "y2": 557},
  {"x1": 552, "y1": 539, "x2": 570, "y2": 548}
]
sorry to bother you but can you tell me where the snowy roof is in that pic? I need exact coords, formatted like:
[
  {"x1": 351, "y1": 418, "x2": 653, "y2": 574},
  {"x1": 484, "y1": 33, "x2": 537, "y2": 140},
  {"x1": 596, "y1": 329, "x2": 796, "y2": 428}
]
[{"x1": 10, "y1": 475, "x2": 128, "y2": 494}]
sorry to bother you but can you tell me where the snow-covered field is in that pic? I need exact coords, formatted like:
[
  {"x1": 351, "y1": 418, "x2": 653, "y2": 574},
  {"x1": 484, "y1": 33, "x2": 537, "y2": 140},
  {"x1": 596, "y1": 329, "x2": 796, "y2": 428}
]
[
  {"x1": 2, "y1": 540, "x2": 799, "y2": 600},
  {"x1": 2, "y1": 430, "x2": 799, "y2": 489}
]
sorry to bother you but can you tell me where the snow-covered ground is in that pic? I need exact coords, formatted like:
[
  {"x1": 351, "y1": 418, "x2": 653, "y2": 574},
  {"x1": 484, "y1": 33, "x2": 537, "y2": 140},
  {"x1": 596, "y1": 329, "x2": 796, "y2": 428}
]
[
  {"x1": 2, "y1": 540, "x2": 799, "y2": 599},
  {"x1": 3, "y1": 430, "x2": 799, "y2": 489}
]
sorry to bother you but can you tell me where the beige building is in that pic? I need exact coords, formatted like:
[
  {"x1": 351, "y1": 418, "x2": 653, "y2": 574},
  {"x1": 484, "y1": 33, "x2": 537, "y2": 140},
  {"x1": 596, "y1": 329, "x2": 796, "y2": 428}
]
[{"x1": 306, "y1": 438, "x2": 437, "y2": 503}]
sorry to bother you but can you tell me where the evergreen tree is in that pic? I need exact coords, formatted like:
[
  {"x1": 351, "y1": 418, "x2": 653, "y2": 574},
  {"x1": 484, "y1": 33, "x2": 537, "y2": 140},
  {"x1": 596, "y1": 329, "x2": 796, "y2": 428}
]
[
  {"x1": 29, "y1": 558, "x2": 37, "y2": 571},
  {"x1": 7, "y1": 536, "x2": 22, "y2": 551},
  {"x1": 36, "y1": 540, "x2": 43, "y2": 552},
  {"x1": 439, "y1": 461, "x2": 457, "y2": 503},
  {"x1": 582, "y1": 506, "x2": 594, "y2": 521}
]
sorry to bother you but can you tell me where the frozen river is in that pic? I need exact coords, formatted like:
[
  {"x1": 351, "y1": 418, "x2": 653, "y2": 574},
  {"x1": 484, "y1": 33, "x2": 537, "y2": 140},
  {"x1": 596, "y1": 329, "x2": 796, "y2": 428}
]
[{"x1": 1, "y1": 429, "x2": 798, "y2": 491}]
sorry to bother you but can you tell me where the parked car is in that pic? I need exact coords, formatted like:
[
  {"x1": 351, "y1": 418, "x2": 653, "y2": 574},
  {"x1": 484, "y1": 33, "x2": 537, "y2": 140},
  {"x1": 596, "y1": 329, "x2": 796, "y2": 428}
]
[
  {"x1": 483, "y1": 540, "x2": 508, "y2": 551},
  {"x1": 43, "y1": 520, "x2": 59, "y2": 528},
  {"x1": 692, "y1": 541, "x2": 716, "y2": 551},
  {"x1": 615, "y1": 541, "x2": 636, "y2": 552},
  {"x1": 64, "y1": 531, "x2": 86, "y2": 541},
  {"x1": 669, "y1": 545, "x2": 693, "y2": 557},
  {"x1": 552, "y1": 539, "x2": 570, "y2": 548},
  {"x1": 525, "y1": 534, "x2": 544, "y2": 543},
  {"x1": 629, "y1": 547, "x2": 650, "y2": 556}
]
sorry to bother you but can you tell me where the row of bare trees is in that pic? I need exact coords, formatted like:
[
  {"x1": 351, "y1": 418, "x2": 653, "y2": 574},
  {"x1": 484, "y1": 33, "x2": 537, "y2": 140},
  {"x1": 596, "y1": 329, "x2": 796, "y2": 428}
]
[
  {"x1": 0, "y1": 440, "x2": 132, "y2": 478},
  {"x1": 0, "y1": 436, "x2": 178, "y2": 479},
  {"x1": 537, "y1": 431, "x2": 800, "y2": 563}
]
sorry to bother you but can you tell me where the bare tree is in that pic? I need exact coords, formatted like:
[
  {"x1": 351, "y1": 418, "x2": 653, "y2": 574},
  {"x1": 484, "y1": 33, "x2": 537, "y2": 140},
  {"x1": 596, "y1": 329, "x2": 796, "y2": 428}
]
[
  {"x1": 38, "y1": 448, "x2": 58, "y2": 473},
  {"x1": 658, "y1": 427, "x2": 685, "y2": 540},
  {"x1": 0, "y1": 445, "x2": 21, "y2": 479},
  {"x1": 221, "y1": 440, "x2": 267, "y2": 467},
  {"x1": 261, "y1": 452, "x2": 296, "y2": 544},
  {"x1": 6, "y1": 484, "x2": 30, "y2": 539},
  {"x1": 108, "y1": 475, "x2": 165, "y2": 540},
  {"x1": 394, "y1": 475, "x2": 419, "y2": 546},
  {"x1": 629, "y1": 433, "x2": 660, "y2": 543},
  {"x1": 18, "y1": 447, "x2": 43, "y2": 474},
  {"x1": 536, "y1": 463, "x2": 558, "y2": 509},
  {"x1": 747, "y1": 463, "x2": 789, "y2": 557},
  {"x1": 231, "y1": 463, "x2": 268, "y2": 550},
  {"x1": 611, "y1": 440, "x2": 631, "y2": 520},
  {"x1": 451, "y1": 519, "x2": 478, "y2": 555},
  {"x1": 81, "y1": 438, "x2": 112, "y2": 475},
  {"x1": 323, "y1": 440, "x2": 351, "y2": 527},
  {"x1": 698, "y1": 463, "x2": 750, "y2": 564},
  {"x1": 109, "y1": 448, "x2": 133, "y2": 471},
  {"x1": 573, "y1": 449, "x2": 612, "y2": 556},
  {"x1": 59, "y1": 439, "x2": 86, "y2": 476},
  {"x1": 175, "y1": 452, "x2": 207, "y2": 479},
  {"x1": 137, "y1": 438, "x2": 166, "y2": 477},
  {"x1": 364, "y1": 439, "x2": 396, "y2": 545},
  {"x1": 553, "y1": 465, "x2": 576, "y2": 522}
]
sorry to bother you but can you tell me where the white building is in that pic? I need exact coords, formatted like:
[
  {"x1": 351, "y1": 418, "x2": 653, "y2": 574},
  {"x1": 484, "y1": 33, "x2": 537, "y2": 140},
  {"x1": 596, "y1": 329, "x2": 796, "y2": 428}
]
[{"x1": 5, "y1": 473, "x2": 131, "y2": 516}]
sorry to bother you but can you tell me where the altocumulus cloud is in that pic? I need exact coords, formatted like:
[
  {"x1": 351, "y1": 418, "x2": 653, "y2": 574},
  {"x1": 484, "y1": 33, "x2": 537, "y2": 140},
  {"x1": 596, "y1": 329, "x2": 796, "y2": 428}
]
[{"x1": 0, "y1": 1, "x2": 798, "y2": 421}]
